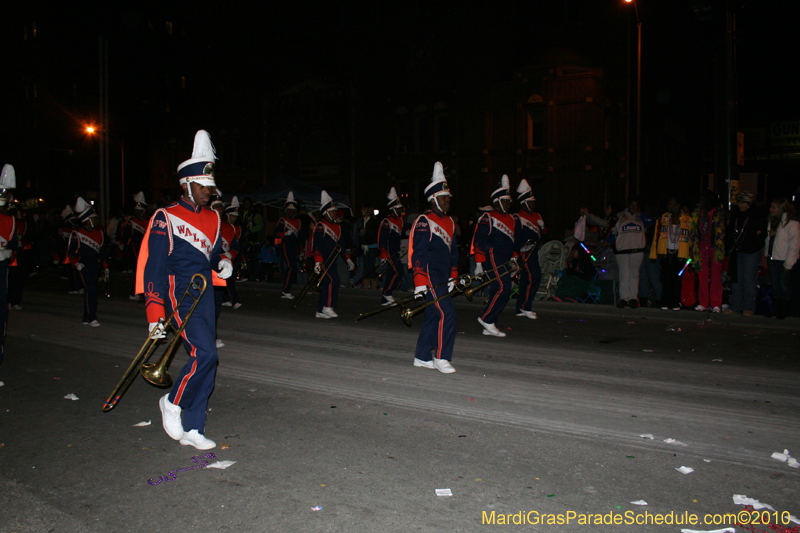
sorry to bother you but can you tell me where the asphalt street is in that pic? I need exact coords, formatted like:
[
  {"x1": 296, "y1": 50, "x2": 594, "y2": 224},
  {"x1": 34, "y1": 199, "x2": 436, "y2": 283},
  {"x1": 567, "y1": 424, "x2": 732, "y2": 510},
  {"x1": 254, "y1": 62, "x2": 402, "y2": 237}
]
[{"x1": 1, "y1": 272, "x2": 799, "y2": 533}]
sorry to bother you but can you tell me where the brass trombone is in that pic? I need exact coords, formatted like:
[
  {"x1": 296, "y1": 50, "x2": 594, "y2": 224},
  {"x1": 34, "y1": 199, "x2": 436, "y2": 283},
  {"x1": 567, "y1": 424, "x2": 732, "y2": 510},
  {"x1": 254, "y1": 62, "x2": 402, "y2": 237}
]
[
  {"x1": 463, "y1": 257, "x2": 520, "y2": 301},
  {"x1": 354, "y1": 272, "x2": 455, "y2": 322},
  {"x1": 102, "y1": 273, "x2": 208, "y2": 412},
  {"x1": 292, "y1": 245, "x2": 341, "y2": 308},
  {"x1": 399, "y1": 274, "x2": 472, "y2": 327}
]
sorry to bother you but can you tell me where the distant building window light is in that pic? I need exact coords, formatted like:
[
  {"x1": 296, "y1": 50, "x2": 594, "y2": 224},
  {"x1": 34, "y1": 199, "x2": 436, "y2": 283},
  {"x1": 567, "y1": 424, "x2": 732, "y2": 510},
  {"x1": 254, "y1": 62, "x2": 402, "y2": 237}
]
[
  {"x1": 166, "y1": 21, "x2": 173, "y2": 35},
  {"x1": 181, "y1": 76, "x2": 186, "y2": 90},
  {"x1": 32, "y1": 22, "x2": 37, "y2": 37}
]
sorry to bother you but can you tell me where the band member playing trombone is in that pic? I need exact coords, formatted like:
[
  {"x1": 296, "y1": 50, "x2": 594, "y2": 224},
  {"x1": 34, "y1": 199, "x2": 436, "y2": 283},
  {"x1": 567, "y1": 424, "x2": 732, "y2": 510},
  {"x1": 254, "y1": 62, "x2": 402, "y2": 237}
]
[
  {"x1": 409, "y1": 162, "x2": 459, "y2": 373},
  {"x1": 274, "y1": 191, "x2": 301, "y2": 299},
  {"x1": 472, "y1": 175, "x2": 516, "y2": 337},
  {"x1": 69, "y1": 197, "x2": 108, "y2": 327},
  {"x1": 136, "y1": 130, "x2": 233, "y2": 450},
  {"x1": 378, "y1": 187, "x2": 406, "y2": 306},
  {"x1": 513, "y1": 179, "x2": 544, "y2": 319},
  {"x1": 313, "y1": 190, "x2": 354, "y2": 319}
]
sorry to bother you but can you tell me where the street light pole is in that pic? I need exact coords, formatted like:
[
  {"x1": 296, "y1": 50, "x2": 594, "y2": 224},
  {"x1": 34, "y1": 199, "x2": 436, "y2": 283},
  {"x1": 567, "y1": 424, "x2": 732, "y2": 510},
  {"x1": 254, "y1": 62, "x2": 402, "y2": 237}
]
[{"x1": 625, "y1": 0, "x2": 642, "y2": 197}]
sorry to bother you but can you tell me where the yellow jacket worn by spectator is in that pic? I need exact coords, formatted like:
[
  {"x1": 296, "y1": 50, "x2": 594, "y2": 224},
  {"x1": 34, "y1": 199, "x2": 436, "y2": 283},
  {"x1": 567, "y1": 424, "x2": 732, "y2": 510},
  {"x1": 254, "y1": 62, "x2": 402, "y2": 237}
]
[{"x1": 650, "y1": 212, "x2": 691, "y2": 260}]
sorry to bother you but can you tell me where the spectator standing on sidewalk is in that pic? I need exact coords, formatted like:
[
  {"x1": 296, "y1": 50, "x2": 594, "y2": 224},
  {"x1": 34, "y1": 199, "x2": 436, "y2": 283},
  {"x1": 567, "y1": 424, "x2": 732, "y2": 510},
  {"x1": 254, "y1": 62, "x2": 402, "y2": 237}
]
[
  {"x1": 724, "y1": 191, "x2": 766, "y2": 316},
  {"x1": 649, "y1": 197, "x2": 691, "y2": 311},
  {"x1": 765, "y1": 198, "x2": 799, "y2": 320},
  {"x1": 689, "y1": 190, "x2": 726, "y2": 313}
]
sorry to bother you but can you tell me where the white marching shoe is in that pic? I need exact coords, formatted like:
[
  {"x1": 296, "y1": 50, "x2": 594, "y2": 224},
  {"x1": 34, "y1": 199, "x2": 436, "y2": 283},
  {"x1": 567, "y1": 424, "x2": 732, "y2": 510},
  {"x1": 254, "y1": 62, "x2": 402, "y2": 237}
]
[
  {"x1": 221, "y1": 301, "x2": 232, "y2": 307},
  {"x1": 478, "y1": 318, "x2": 506, "y2": 337},
  {"x1": 315, "y1": 312, "x2": 331, "y2": 319},
  {"x1": 381, "y1": 295, "x2": 396, "y2": 306},
  {"x1": 515, "y1": 310, "x2": 537, "y2": 320},
  {"x1": 180, "y1": 429, "x2": 216, "y2": 450},
  {"x1": 281, "y1": 292, "x2": 294, "y2": 299},
  {"x1": 413, "y1": 358, "x2": 434, "y2": 369},
  {"x1": 215, "y1": 339, "x2": 225, "y2": 348},
  {"x1": 433, "y1": 359, "x2": 456, "y2": 373},
  {"x1": 159, "y1": 394, "x2": 184, "y2": 440},
  {"x1": 322, "y1": 306, "x2": 338, "y2": 318}
]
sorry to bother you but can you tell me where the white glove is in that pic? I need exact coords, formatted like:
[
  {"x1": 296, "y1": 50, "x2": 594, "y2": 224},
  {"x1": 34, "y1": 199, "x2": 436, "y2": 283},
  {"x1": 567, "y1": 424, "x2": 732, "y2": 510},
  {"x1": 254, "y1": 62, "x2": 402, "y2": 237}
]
[
  {"x1": 379, "y1": 257, "x2": 388, "y2": 265},
  {"x1": 448, "y1": 279, "x2": 455, "y2": 293},
  {"x1": 474, "y1": 263, "x2": 484, "y2": 277},
  {"x1": 362, "y1": 245, "x2": 369, "y2": 255},
  {"x1": 148, "y1": 322, "x2": 167, "y2": 339},
  {"x1": 346, "y1": 259, "x2": 355, "y2": 271},
  {"x1": 218, "y1": 260, "x2": 233, "y2": 279},
  {"x1": 104, "y1": 268, "x2": 110, "y2": 279},
  {"x1": 75, "y1": 263, "x2": 84, "y2": 271},
  {"x1": 118, "y1": 243, "x2": 125, "y2": 250},
  {"x1": 53, "y1": 260, "x2": 60, "y2": 265},
  {"x1": 0, "y1": 249, "x2": 12, "y2": 261},
  {"x1": 314, "y1": 262, "x2": 323, "y2": 274},
  {"x1": 414, "y1": 285, "x2": 427, "y2": 300}
]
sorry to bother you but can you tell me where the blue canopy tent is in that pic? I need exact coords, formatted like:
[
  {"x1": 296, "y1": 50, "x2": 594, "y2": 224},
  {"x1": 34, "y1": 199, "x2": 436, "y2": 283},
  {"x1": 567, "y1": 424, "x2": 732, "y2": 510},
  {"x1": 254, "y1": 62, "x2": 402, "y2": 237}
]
[{"x1": 223, "y1": 174, "x2": 350, "y2": 213}]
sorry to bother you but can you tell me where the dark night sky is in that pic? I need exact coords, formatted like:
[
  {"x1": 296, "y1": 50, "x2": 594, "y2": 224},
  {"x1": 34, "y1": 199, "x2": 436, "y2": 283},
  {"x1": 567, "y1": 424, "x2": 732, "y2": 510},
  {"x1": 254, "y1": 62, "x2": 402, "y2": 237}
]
[{"x1": 3, "y1": 0, "x2": 800, "y2": 204}]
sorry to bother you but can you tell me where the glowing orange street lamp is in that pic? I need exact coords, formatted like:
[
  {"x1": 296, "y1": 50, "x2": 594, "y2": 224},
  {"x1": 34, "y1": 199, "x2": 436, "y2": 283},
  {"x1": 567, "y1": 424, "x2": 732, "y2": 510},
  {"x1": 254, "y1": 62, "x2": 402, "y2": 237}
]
[{"x1": 86, "y1": 126, "x2": 96, "y2": 134}]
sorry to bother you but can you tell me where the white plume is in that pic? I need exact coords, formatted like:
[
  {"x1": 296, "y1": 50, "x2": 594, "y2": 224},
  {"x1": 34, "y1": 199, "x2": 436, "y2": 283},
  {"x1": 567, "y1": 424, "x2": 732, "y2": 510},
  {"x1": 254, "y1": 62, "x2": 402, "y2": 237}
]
[
  {"x1": 191, "y1": 130, "x2": 217, "y2": 160},
  {"x1": 0, "y1": 164, "x2": 16, "y2": 189}
]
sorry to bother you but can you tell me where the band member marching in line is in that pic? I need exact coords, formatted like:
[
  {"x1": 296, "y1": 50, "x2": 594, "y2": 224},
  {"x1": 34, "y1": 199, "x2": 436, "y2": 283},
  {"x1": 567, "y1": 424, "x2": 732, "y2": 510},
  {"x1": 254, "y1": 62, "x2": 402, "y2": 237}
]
[
  {"x1": 313, "y1": 190, "x2": 354, "y2": 319},
  {"x1": 512, "y1": 178, "x2": 544, "y2": 320},
  {"x1": 58, "y1": 205, "x2": 82, "y2": 294},
  {"x1": 1, "y1": 164, "x2": 19, "y2": 376},
  {"x1": 274, "y1": 191, "x2": 301, "y2": 299},
  {"x1": 378, "y1": 187, "x2": 406, "y2": 306},
  {"x1": 410, "y1": 162, "x2": 460, "y2": 373},
  {"x1": 472, "y1": 174, "x2": 517, "y2": 337},
  {"x1": 123, "y1": 192, "x2": 150, "y2": 300},
  {"x1": 221, "y1": 197, "x2": 243, "y2": 309},
  {"x1": 136, "y1": 129, "x2": 233, "y2": 450},
  {"x1": 68, "y1": 197, "x2": 108, "y2": 327},
  {"x1": 7, "y1": 199, "x2": 29, "y2": 311}
]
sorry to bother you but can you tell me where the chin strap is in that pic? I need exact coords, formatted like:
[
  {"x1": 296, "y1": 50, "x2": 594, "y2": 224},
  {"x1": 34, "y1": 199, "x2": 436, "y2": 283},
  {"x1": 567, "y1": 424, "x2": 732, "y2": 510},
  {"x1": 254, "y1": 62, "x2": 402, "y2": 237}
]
[{"x1": 433, "y1": 196, "x2": 443, "y2": 213}]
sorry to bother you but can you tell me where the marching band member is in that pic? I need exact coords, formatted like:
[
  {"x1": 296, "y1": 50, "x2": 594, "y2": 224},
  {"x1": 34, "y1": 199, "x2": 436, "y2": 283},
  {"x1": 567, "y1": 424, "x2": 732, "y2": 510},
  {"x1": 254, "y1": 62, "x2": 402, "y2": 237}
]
[
  {"x1": 136, "y1": 130, "x2": 233, "y2": 450},
  {"x1": 274, "y1": 191, "x2": 301, "y2": 299},
  {"x1": 312, "y1": 191, "x2": 354, "y2": 318},
  {"x1": 7, "y1": 201, "x2": 29, "y2": 311},
  {"x1": 68, "y1": 197, "x2": 108, "y2": 327},
  {"x1": 378, "y1": 187, "x2": 405, "y2": 306},
  {"x1": 512, "y1": 179, "x2": 544, "y2": 319},
  {"x1": 58, "y1": 205, "x2": 81, "y2": 294},
  {"x1": 1, "y1": 164, "x2": 18, "y2": 371},
  {"x1": 123, "y1": 192, "x2": 149, "y2": 300},
  {"x1": 472, "y1": 175, "x2": 517, "y2": 337},
  {"x1": 221, "y1": 197, "x2": 243, "y2": 309},
  {"x1": 409, "y1": 162, "x2": 459, "y2": 373}
]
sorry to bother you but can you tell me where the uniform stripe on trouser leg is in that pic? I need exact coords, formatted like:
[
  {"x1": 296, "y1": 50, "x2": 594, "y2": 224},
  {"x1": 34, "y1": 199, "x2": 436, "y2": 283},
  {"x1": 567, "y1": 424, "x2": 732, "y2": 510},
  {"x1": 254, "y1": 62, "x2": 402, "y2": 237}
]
[{"x1": 481, "y1": 256, "x2": 503, "y2": 322}]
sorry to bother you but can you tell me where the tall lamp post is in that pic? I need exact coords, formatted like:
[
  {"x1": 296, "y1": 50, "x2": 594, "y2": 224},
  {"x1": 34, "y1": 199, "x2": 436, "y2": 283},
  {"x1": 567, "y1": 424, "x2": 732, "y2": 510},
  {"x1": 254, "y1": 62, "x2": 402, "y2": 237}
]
[
  {"x1": 85, "y1": 125, "x2": 124, "y2": 215},
  {"x1": 625, "y1": 0, "x2": 642, "y2": 197}
]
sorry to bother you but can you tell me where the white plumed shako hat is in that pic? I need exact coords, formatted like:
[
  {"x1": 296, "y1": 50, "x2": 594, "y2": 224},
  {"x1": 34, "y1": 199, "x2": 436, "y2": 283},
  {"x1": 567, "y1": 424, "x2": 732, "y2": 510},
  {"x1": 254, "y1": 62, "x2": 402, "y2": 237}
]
[
  {"x1": 516, "y1": 179, "x2": 535, "y2": 202},
  {"x1": 133, "y1": 191, "x2": 147, "y2": 210},
  {"x1": 225, "y1": 196, "x2": 240, "y2": 216},
  {"x1": 0, "y1": 164, "x2": 16, "y2": 206},
  {"x1": 285, "y1": 191, "x2": 298, "y2": 208},
  {"x1": 75, "y1": 197, "x2": 95, "y2": 222},
  {"x1": 387, "y1": 187, "x2": 403, "y2": 209},
  {"x1": 424, "y1": 162, "x2": 451, "y2": 201},
  {"x1": 177, "y1": 130, "x2": 217, "y2": 189},
  {"x1": 491, "y1": 174, "x2": 512, "y2": 202},
  {"x1": 320, "y1": 190, "x2": 336, "y2": 213}
]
